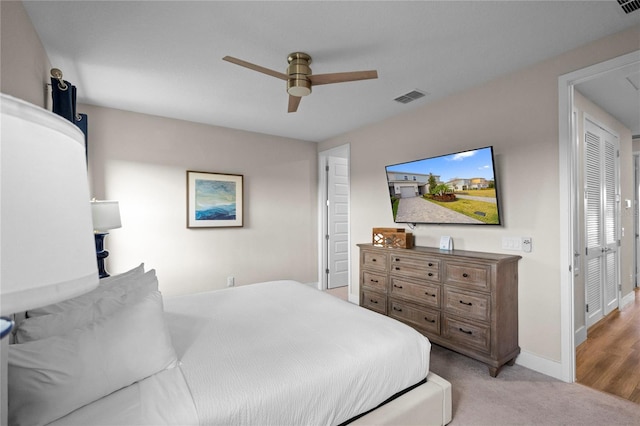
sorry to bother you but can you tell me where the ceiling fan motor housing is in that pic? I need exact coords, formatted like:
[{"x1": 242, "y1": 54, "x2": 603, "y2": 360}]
[{"x1": 287, "y1": 52, "x2": 312, "y2": 97}]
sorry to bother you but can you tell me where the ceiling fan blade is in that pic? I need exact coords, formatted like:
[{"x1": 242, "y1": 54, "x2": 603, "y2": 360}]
[
  {"x1": 223, "y1": 56, "x2": 288, "y2": 81},
  {"x1": 309, "y1": 70, "x2": 378, "y2": 86},
  {"x1": 288, "y1": 95, "x2": 301, "y2": 113}
]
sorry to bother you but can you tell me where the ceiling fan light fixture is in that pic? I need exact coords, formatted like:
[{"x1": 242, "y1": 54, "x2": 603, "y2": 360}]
[
  {"x1": 223, "y1": 51, "x2": 378, "y2": 112},
  {"x1": 287, "y1": 78, "x2": 312, "y2": 97},
  {"x1": 287, "y1": 52, "x2": 312, "y2": 96}
]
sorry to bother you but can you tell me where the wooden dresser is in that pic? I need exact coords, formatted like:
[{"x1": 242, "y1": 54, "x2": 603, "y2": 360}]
[{"x1": 358, "y1": 243, "x2": 521, "y2": 377}]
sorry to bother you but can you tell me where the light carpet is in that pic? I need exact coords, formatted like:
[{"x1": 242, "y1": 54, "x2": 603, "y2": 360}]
[{"x1": 428, "y1": 344, "x2": 640, "y2": 425}]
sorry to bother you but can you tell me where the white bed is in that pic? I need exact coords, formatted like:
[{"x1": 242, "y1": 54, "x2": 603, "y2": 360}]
[{"x1": 9, "y1": 266, "x2": 451, "y2": 425}]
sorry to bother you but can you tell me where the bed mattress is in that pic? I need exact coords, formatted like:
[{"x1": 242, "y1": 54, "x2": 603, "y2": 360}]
[{"x1": 163, "y1": 280, "x2": 431, "y2": 425}]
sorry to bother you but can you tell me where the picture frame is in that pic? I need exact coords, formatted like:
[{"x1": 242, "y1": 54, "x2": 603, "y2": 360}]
[{"x1": 187, "y1": 171, "x2": 244, "y2": 228}]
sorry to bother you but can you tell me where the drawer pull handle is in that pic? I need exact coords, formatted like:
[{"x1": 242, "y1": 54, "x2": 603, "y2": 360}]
[
  {"x1": 393, "y1": 284, "x2": 403, "y2": 289},
  {"x1": 370, "y1": 299, "x2": 378, "y2": 304},
  {"x1": 424, "y1": 317, "x2": 436, "y2": 323},
  {"x1": 428, "y1": 262, "x2": 434, "y2": 267},
  {"x1": 459, "y1": 327, "x2": 473, "y2": 335},
  {"x1": 393, "y1": 307, "x2": 403, "y2": 312},
  {"x1": 462, "y1": 273, "x2": 469, "y2": 278},
  {"x1": 425, "y1": 292, "x2": 436, "y2": 297},
  {"x1": 372, "y1": 258, "x2": 377, "y2": 262},
  {"x1": 459, "y1": 300, "x2": 473, "y2": 306},
  {"x1": 427, "y1": 272, "x2": 434, "y2": 277},
  {"x1": 395, "y1": 267, "x2": 401, "y2": 271},
  {"x1": 370, "y1": 279, "x2": 379, "y2": 283}
]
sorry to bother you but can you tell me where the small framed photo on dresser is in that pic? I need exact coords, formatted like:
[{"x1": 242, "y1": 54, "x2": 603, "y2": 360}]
[{"x1": 187, "y1": 171, "x2": 244, "y2": 228}]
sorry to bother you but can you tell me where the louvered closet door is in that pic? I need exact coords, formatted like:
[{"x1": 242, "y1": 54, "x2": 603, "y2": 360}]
[{"x1": 584, "y1": 118, "x2": 619, "y2": 329}]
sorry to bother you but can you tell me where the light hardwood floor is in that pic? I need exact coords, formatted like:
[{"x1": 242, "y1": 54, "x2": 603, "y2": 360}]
[
  {"x1": 326, "y1": 286, "x2": 349, "y2": 301},
  {"x1": 576, "y1": 287, "x2": 640, "y2": 404}
]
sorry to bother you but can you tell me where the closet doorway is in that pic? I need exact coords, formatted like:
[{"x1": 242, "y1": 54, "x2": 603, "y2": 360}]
[
  {"x1": 559, "y1": 50, "x2": 640, "y2": 383},
  {"x1": 318, "y1": 144, "x2": 351, "y2": 293}
]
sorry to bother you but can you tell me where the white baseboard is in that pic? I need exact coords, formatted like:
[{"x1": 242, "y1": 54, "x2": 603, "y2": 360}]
[
  {"x1": 621, "y1": 291, "x2": 635, "y2": 310},
  {"x1": 515, "y1": 350, "x2": 564, "y2": 381},
  {"x1": 574, "y1": 326, "x2": 587, "y2": 347}
]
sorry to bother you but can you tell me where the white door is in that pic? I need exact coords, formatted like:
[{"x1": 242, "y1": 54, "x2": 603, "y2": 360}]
[
  {"x1": 327, "y1": 156, "x2": 349, "y2": 289},
  {"x1": 584, "y1": 118, "x2": 620, "y2": 328}
]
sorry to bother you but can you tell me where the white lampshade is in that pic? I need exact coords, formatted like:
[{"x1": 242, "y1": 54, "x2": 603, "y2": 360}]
[
  {"x1": 91, "y1": 200, "x2": 122, "y2": 232},
  {"x1": 1, "y1": 94, "x2": 99, "y2": 315}
]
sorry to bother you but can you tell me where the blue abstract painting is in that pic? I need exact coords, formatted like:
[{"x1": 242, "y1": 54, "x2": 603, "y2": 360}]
[{"x1": 195, "y1": 179, "x2": 236, "y2": 221}]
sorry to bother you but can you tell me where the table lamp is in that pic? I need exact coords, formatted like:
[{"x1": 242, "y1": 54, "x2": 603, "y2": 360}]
[
  {"x1": 1, "y1": 92, "x2": 99, "y2": 331},
  {"x1": 1, "y1": 93, "x2": 100, "y2": 423},
  {"x1": 90, "y1": 200, "x2": 122, "y2": 278}
]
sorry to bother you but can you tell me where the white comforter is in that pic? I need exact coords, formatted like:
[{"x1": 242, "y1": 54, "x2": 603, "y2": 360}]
[
  {"x1": 163, "y1": 280, "x2": 430, "y2": 426},
  {"x1": 50, "y1": 280, "x2": 430, "y2": 425}
]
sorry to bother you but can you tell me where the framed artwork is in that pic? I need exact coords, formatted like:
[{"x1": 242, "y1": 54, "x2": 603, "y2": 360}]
[{"x1": 187, "y1": 171, "x2": 244, "y2": 228}]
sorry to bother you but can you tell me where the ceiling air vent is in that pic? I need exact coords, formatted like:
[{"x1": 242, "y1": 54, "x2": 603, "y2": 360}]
[
  {"x1": 618, "y1": 0, "x2": 640, "y2": 14},
  {"x1": 394, "y1": 90, "x2": 427, "y2": 104}
]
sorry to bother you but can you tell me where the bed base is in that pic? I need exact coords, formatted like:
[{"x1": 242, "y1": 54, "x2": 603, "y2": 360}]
[{"x1": 351, "y1": 372, "x2": 452, "y2": 426}]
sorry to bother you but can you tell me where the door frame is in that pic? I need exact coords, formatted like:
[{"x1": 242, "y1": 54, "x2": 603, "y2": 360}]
[
  {"x1": 558, "y1": 50, "x2": 640, "y2": 383},
  {"x1": 318, "y1": 144, "x2": 351, "y2": 294},
  {"x1": 635, "y1": 152, "x2": 640, "y2": 290}
]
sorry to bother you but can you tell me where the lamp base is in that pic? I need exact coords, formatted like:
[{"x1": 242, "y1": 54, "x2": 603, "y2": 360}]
[
  {"x1": 94, "y1": 232, "x2": 111, "y2": 278},
  {"x1": 0, "y1": 317, "x2": 14, "y2": 340}
]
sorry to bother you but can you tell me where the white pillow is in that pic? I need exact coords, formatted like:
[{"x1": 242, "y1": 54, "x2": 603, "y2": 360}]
[
  {"x1": 98, "y1": 262, "x2": 145, "y2": 287},
  {"x1": 15, "y1": 270, "x2": 159, "y2": 343},
  {"x1": 27, "y1": 263, "x2": 145, "y2": 317},
  {"x1": 8, "y1": 290, "x2": 177, "y2": 426}
]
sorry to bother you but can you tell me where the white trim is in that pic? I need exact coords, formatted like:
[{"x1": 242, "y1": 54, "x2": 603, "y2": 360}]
[
  {"x1": 621, "y1": 290, "x2": 635, "y2": 310},
  {"x1": 558, "y1": 50, "x2": 640, "y2": 384},
  {"x1": 574, "y1": 325, "x2": 587, "y2": 347},
  {"x1": 516, "y1": 350, "x2": 564, "y2": 380}
]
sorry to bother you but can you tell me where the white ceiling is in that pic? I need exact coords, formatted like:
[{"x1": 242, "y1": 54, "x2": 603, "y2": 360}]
[
  {"x1": 23, "y1": 1, "x2": 640, "y2": 142},
  {"x1": 575, "y1": 62, "x2": 640, "y2": 136}
]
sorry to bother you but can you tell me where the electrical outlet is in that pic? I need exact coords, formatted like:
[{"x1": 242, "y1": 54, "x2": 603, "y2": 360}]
[
  {"x1": 522, "y1": 237, "x2": 532, "y2": 253},
  {"x1": 227, "y1": 276, "x2": 235, "y2": 287}
]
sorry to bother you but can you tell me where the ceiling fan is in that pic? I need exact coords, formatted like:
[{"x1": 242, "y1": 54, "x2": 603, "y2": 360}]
[{"x1": 223, "y1": 52, "x2": 378, "y2": 113}]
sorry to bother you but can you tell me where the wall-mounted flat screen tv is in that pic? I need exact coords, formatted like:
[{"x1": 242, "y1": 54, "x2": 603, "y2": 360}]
[{"x1": 385, "y1": 146, "x2": 502, "y2": 225}]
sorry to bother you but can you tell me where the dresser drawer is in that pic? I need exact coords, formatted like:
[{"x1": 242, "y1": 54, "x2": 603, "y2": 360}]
[
  {"x1": 444, "y1": 288, "x2": 490, "y2": 322},
  {"x1": 443, "y1": 315, "x2": 490, "y2": 353},
  {"x1": 361, "y1": 290, "x2": 387, "y2": 314},
  {"x1": 390, "y1": 255, "x2": 440, "y2": 282},
  {"x1": 444, "y1": 262, "x2": 490, "y2": 291},
  {"x1": 362, "y1": 271, "x2": 387, "y2": 293},
  {"x1": 390, "y1": 277, "x2": 440, "y2": 308},
  {"x1": 362, "y1": 251, "x2": 387, "y2": 271},
  {"x1": 389, "y1": 299, "x2": 440, "y2": 335}
]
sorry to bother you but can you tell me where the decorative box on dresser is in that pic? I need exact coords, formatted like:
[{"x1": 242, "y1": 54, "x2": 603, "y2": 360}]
[{"x1": 358, "y1": 243, "x2": 521, "y2": 377}]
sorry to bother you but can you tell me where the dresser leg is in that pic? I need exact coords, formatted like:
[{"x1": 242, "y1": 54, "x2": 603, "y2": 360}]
[
  {"x1": 507, "y1": 357, "x2": 516, "y2": 366},
  {"x1": 489, "y1": 366, "x2": 500, "y2": 377}
]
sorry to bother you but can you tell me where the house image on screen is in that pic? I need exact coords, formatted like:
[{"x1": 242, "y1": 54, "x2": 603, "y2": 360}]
[
  {"x1": 447, "y1": 177, "x2": 492, "y2": 190},
  {"x1": 387, "y1": 171, "x2": 438, "y2": 198}
]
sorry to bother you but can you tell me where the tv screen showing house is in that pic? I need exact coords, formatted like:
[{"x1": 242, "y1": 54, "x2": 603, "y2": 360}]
[{"x1": 385, "y1": 146, "x2": 502, "y2": 225}]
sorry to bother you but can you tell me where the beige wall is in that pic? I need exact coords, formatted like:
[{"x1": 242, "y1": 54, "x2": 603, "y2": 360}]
[
  {"x1": 319, "y1": 27, "x2": 640, "y2": 367},
  {"x1": 83, "y1": 104, "x2": 319, "y2": 295},
  {"x1": 573, "y1": 90, "x2": 634, "y2": 343},
  {"x1": 0, "y1": 1, "x2": 51, "y2": 107}
]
